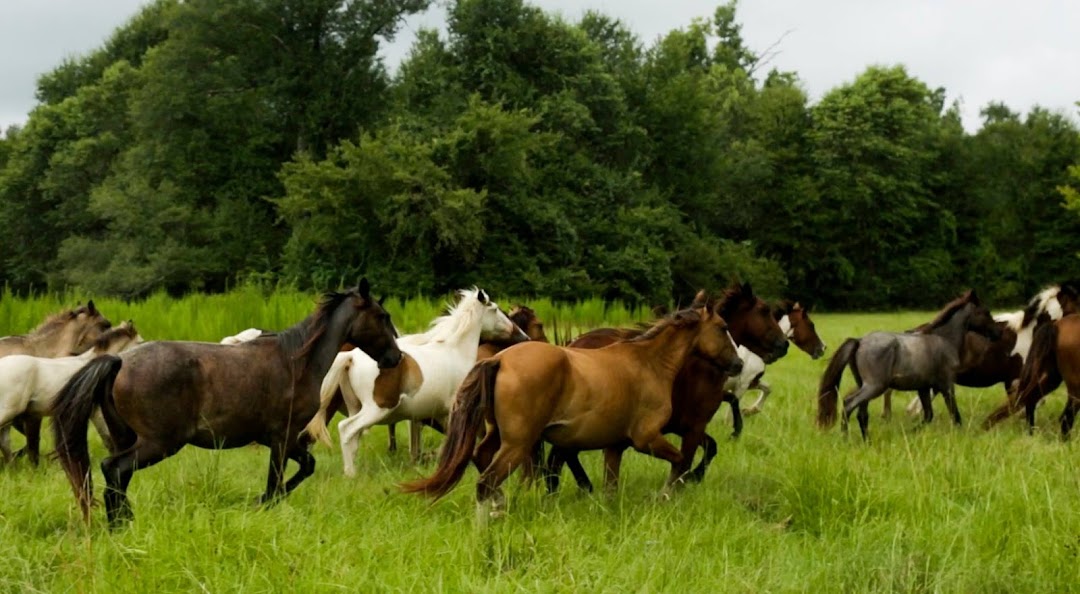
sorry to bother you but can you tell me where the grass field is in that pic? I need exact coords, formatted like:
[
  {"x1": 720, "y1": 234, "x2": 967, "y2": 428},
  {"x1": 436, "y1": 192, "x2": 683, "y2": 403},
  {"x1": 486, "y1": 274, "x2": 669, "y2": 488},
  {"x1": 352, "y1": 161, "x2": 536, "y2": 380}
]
[{"x1": 0, "y1": 291, "x2": 1078, "y2": 592}]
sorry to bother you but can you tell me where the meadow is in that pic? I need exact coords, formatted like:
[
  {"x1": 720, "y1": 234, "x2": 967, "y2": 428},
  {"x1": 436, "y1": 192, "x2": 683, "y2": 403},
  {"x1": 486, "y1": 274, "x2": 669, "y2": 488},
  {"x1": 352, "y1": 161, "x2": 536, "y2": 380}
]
[{"x1": 0, "y1": 289, "x2": 1078, "y2": 592}]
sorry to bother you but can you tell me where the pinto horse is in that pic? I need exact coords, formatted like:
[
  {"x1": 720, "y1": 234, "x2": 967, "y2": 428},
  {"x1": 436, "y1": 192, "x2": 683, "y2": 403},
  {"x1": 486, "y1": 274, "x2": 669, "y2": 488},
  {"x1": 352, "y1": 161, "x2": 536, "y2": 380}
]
[
  {"x1": 304, "y1": 289, "x2": 528, "y2": 476},
  {"x1": 741, "y1": 300, "x2": 827, "y2": 415},
  {"x1": 51, "y1": 279, "x2": 401, "y2": 526},
  {"x1": 816, "y1": 290, "x2": 1001, "y2": 440},
  {"x1": 0, "y1": 321, "x2": 142, "y2": 464},
  {"x1": 885, "y1": 283, "x2": 1079, "y2": 420},
  {"x1": 0, "y1": 301, "x2": 113, "y2": 461},
  {"x1": 999, "y1": 314, "x2": 1080, "y2": 437},
  {"x1": 401, "y1": 303, "x2": 744, "y2": 513},
  {"x1": 546, "y1": 283, "x2": 789, "y2": 492}
]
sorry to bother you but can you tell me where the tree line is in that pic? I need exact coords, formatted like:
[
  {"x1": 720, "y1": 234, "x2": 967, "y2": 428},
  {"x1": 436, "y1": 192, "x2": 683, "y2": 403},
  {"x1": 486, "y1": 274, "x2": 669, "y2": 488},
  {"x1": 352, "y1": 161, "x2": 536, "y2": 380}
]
[{"x1": 1, "y1": 0, "x2": 1079, "y2": 309}]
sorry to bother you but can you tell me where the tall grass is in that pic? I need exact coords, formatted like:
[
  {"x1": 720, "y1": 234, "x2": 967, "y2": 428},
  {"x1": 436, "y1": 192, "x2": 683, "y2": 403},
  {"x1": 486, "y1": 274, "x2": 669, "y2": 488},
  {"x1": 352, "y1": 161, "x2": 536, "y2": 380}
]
[{"x1": 0, "y1": 294, "x2": 1078, "y2": 591}]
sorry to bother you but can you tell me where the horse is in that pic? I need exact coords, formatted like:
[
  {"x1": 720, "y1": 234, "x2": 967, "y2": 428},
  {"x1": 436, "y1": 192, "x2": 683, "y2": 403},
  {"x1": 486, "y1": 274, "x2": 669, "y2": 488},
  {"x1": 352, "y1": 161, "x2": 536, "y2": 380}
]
[
  {"x1": 386, "y1": 305, "x2": 549, "y2": 456},
  {"x1": 0, "y1": 321, "x2": 143, "y2": 464},
  {"x1": 816, "y1": 290, "x2": 1001, "y2": 440},
  {"x1": 547, "y1": 282, "x2": 790, "y2": 492},
  {"x1": 400, "y1": 301, "x2": 744, "y2": 514},
  {"x1": 0, "y1": 301, "x2": 113, "y2": 460},
  {"x1": 995, "y1": 314, "x2": 1080, "y2": 437},
  {"x1": 304, "y1": 288, "x2": 529, "y2": 476},
  {"x1": 51, "y1": 279, "x2": 401, "y2": 526},
  {"x1": 741, "y1": 300, "x2": 827, "y2": 415},
  {"x1": 885, "y1": 283, "x2": 1079, "y2": 420}
]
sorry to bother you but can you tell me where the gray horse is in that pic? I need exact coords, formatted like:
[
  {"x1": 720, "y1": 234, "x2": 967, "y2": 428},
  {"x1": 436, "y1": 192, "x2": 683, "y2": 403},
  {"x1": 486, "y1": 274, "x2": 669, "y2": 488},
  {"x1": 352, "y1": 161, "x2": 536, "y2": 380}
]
[{"x1": 816, "y1": 290, "x2": 1002, "y2": 440}]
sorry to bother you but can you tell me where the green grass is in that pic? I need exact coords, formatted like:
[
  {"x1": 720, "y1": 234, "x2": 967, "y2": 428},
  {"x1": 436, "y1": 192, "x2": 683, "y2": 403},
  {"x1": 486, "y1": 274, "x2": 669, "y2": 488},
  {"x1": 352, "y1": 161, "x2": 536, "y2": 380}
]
[{"x1": 0, "y1": 294, "x2": 1078, "y2": 592}]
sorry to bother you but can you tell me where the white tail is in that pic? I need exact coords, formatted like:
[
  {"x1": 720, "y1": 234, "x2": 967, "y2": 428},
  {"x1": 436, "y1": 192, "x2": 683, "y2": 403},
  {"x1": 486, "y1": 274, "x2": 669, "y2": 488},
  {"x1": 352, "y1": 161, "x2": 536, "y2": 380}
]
[{"x1": 303, "y1": 350, "x2": 354, "y2": 446}]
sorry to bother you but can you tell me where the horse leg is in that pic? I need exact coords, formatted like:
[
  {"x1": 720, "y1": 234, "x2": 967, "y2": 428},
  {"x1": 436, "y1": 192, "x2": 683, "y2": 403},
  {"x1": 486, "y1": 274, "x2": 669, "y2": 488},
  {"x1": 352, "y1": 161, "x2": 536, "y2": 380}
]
[
  {"x1": 281, "y1": 444, "x2": 316, "y2": 495},
  {"x1": 881, "y1": 389, "x2": 892, "y2": 421},
  {"x1": 688, "y1": 433, "x2": 718, "y2": 483},
  {"x1": 476, "y1": 444, "x2": 530, "y2": 516},
  {"x1": 91, "y1": 410, "x2": 116, "y2": 453},
  {"x1": 543, "y1": 446, "x2": 566, "y2": 493},
  {"x1": 21, "y1": 414, "x2": 41, "y2": 466},
  {"x1": 856, "y1": 403, "x2": 870, "y2": 441},
  {"x1": 602, "y1": 447, "x2": 626, "y2": 494},
  {"x1": 336, "y1": 405, "x2": 392, "y2": 478},
  {"x1": 0, "y1": 426, "x2": 10, "y2": 462},
  {"x1": 261, "y1": 441, "x2": 288, "y2": 503},
  {"x1": 667, "y1": 429, "x2": 703, "y2": 487},
  {"x1": 408, "y1": 421, "x2": 423, "y2": 464},
  {"x1": 940, "y1": 385, "x2": 962, "y2": 426},
  {"x1": 100, "y1": 439, "x2": 177, "y2": 527},
  {"x1": 746, "y1": 381, "x2": 771, "y2": 415},
  {"x1": 387, "y1": 423, "x2": 397, "y2": 453},
  {"x1": 916, "y1": 388, "x2": 934, "y2": 425},
  {"x1": 724, "y1": 392, "x2": 743, "y2": 438},
  {"x1": 905, "y1": 394, "x2": 924, "y2": 418},
  {"x1": 842, "y1": 384, "x2": 886, "y2": 440}
]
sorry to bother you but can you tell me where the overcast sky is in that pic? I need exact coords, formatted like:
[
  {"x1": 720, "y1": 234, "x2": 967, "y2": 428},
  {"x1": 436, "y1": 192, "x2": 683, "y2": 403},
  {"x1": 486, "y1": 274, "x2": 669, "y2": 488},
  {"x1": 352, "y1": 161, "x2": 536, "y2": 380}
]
[{"x1": 2, "y1": 0, "x2": 1078, "y2": 134}]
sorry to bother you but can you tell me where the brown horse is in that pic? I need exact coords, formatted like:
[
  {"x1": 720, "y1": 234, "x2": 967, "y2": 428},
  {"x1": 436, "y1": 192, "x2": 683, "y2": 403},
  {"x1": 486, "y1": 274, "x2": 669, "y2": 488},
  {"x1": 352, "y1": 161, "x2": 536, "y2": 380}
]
[
  {"x1": 741, "y1": 300, "x2": 827, "y2": 415},
  {"x1": 51, "y1": 279, "x2": 401, "y2": 526},
  {"x1": 401, "y1": 303, "x2": 743, "y2": 512},
  {"x1": 549, "y1": 282, "x2": 790, "y2": 492},
  {"x1": 883, "y1": 283, "x2": 1080, "y2": 420},
  {"x1": 0, "y1": 301, "x2": 112, "y2": 461},
  {"x1": 386, "y1": 305, "x2": 549, "y2": 455},
  {"x1": 983, "y1": 313, "x2": 1080, "y2": 436}
]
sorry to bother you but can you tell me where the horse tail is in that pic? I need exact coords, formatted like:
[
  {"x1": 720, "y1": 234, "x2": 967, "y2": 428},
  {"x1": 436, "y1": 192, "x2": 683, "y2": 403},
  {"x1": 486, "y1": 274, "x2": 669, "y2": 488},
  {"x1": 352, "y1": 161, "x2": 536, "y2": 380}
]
[
  {"x1": 303, "y1": 351, "x2": 352, "y2": 446},
  {"x1": 1016, "y1": 322, "x2": 1062, "y2": 410},
  {"x1": 51, "y1": 354, "x2": 123, "y2": 522},
  {"x1": 400, "y1": 359, "x2": 500, "y2": 499},
  {"x1": 817, "y1": 338, "x2": 860, "y2": 428}
]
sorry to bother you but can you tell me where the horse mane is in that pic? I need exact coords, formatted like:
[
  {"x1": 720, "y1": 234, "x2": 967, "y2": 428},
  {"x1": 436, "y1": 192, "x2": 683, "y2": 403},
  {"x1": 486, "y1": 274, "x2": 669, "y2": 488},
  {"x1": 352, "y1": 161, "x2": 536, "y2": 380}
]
[
  {"x1": 631, "y1": 307, "x2": 704, "y2": 342},
  {"x1": 508, "y1": 306, "x2": 535, "y2": 330},
  {"x1": 280, "y1": 291, "x2": 353, "y2": 361},
  {"x1": 30, "y1": 306, "x2": 93, "y2": 335},
  {"x1": 923, "y1": 292, "x2": 974, "y2": 331},
  {"x1": 91, "y1": 322, "x2": 137, "y2": 349},
  {"x1": 772, "y1": 300, "x2": 796, "y2": 321},
  {"x1": 716, "y1": 283, "x2": 754, "y2": 321},
  {"x1": 1019, "y1": 284, "x2": 1065, "y2": 329},
  {"x1": 407, "y1": 288, "x2": 486, "y2": 345}
]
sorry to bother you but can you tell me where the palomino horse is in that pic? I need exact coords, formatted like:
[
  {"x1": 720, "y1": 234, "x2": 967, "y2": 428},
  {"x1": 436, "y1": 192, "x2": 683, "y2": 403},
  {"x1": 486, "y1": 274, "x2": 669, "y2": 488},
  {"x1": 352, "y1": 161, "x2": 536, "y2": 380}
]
[
  {"x1": 0, "y1": 301, "x2": 112, "y2": 461},
  {"x1": 883, "y1": 283, "x2": 1079, "y2": 419},
  {"x1": 741, "y1": 300, "x2": 827, "y2": 415},
  {"x1": 548, "y1": 283, "x2": 789, "y2": 492},
  {"x1": 400, "y1": 303, "x2": 743, "y2": 513},
  {"x1": 386, "y1": 305, "x2": 549, "y2": 456},
  {"x1": 304, "y1": 289, "x2": 528, "y2": 476},
  {"x1": 816, "y1": 290, "x2": 1001, "y2": 440},
  {"x1": 0, "y1": 321, "x2": 142, "y2": 464},
  {"x1": 51, "y1": 279, "x2": 402, "y2": 526}
]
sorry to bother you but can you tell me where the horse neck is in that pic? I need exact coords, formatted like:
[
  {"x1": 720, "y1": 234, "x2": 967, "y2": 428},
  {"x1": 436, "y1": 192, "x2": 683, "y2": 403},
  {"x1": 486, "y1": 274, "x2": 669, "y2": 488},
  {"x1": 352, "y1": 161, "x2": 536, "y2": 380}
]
[
  {"x1": 425, "y1": 305, "x2": 485, "y2": 353},
  {"x1": 927, "y1": 307, "x2": 970, "y2": 353},
  {"x1": 630, "y1": 323, "x2": 699, "y2": 381},
  {"x1": 778, "y1": 315, "x2": 793, "y2": 339},
  {"x1": 283, "y1": 309, "x2": 354, "y2": 388}
]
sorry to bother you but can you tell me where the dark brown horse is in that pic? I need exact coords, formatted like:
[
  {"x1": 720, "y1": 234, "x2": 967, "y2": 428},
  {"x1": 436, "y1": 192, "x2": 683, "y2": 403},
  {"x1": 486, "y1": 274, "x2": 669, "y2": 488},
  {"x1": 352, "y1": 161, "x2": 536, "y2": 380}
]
[
  {"x1": 741, "y1": 300, "x2": 827, "y2": 415},
  {"x1": 547, "y1": 282, "x2": 790, "y2": 492},
  {"x1": 401, "y1": 303, "x2": 743, "y2": 513},
  {"x1": 51, "y1": 279, "x2": 401, "y2": 526},
  {"x1": 882, "y1": 283, "x2": 1080, "y2": 420}
]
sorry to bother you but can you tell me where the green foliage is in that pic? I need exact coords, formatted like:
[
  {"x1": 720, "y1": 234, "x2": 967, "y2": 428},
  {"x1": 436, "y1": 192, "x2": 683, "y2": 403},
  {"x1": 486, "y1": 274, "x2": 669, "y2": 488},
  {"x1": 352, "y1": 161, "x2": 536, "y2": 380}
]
[{"x1": 1, "y1": 0, "x2": 1079, "y2": 307}]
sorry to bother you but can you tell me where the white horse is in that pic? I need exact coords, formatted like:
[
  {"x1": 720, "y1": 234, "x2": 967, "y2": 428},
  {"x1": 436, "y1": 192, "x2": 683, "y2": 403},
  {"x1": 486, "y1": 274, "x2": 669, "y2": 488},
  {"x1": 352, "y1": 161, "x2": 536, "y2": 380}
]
[
  {"x1": 0, "y1": 321, "x2": 144, "y2": 462},
  {"x1": 304, "y1": 288, "x2": 528, "y2": 477}
]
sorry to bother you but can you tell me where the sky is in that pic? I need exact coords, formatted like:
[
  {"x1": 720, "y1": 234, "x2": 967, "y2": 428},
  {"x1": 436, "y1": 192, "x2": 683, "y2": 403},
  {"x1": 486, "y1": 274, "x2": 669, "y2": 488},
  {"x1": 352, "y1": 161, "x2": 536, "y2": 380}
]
[{"x1": 2, "y1": 0, "x2": 1078, "y2": 134}]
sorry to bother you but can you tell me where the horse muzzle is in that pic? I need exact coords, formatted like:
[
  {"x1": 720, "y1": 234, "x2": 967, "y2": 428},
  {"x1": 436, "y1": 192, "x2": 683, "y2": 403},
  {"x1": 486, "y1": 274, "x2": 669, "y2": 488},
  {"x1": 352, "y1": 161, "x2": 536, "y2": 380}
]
[
  {"x1": 812, "y1": 342, "x2": 827, "y2": 360},
  {"x1": 726, "y1": 358, "x2": 744, "y2": 375},
  {"x1": 377, "y1": 349, "x2": 404, "y2": 369},
  {"x1": 509, "y1": 327, "x2": 530, "y2": 345}
]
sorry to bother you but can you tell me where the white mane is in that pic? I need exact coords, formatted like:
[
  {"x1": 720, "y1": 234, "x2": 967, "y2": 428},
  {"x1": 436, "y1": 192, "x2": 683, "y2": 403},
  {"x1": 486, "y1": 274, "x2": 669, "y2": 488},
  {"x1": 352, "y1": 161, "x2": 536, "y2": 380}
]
[
  {"x1": 994, "y1": 284, "x2": 1066, "y2": 360},
  {"x1": 398, "y1": 288, "x2": 487, "y2": 346}
]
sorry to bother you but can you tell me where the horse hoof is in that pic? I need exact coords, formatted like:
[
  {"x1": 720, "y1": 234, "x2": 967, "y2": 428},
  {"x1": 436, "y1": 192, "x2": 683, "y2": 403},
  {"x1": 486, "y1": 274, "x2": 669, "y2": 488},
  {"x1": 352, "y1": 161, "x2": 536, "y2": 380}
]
[{"x1": 744, "y1": 407, "x2": 761, "y2": 416}]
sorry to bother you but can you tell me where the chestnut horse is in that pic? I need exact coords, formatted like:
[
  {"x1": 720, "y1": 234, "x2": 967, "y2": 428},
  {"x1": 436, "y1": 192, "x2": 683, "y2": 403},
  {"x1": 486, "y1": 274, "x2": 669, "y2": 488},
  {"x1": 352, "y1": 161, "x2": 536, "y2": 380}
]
[
  {"x1": 816, "y1": 290, "x2": 1001, "y2": 440},
  {"x1": 741, "y1": 300, "x2": 827, "y2": 415},
  {"x1": 548, "y1": 282, "x2": 790, "y2": 492},
  {"x1": 51, "y1": 279, "x2": 401, "y2": 526},
  {"x1": 401, "y1": 303, "x2": 743, "y2": 513}
]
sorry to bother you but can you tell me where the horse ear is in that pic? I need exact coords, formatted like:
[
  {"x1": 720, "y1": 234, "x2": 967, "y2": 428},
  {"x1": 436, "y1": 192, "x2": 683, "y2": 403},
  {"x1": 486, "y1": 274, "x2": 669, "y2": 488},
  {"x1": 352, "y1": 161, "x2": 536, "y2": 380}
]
[
  {"x1": 967, "y1": 289, "x2": 980, "y2": 305},
  {"x1": 478, "y1": 289, "x2": 490, "y2": 305},
  {"x1": 741, "y1": 281, "x2": 754, "y2": 297},
  {"x1": 87, "y1": 300, "x2": 97, "y2": 314},
  {"x1": 357, "y1": 277, "x2": 371, "y2": 299},
  {"x1": 378, "y1": 295, "x2": 386, "y2": 306},
  {"x1": 690, "y1": 290, "x2": 708, "y2": 309}
]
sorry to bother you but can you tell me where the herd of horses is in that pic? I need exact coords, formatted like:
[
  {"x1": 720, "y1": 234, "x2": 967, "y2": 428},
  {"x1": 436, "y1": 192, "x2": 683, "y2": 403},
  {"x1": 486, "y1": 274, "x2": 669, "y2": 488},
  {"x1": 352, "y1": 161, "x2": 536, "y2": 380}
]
[{"x1": 1, "y1": 278, "x2": 1078, "y2": 526}]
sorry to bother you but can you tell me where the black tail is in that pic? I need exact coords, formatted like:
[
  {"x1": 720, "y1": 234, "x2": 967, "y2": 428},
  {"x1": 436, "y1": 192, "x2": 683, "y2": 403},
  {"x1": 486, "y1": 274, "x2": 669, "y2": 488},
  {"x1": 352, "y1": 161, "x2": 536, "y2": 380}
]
[
  {"x1": 1016, "y1": 322, "x2": 1062, "y2": 411},
  {"x1": 817, "y1": 338, "x2": 860, "y2": 428},
  {"x1": 399, "y1": 359, "x2": 500, "y2": 499},
  {"x1": 51, "y1": 355, "x2": 123, "y2": 522}
]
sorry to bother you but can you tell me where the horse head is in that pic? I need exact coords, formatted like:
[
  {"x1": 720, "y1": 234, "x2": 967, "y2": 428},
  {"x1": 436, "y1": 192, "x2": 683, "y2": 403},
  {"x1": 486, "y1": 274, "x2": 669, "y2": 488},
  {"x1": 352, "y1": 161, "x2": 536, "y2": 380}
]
[
  {"x1": 717, "y1": 281, "x2": 788, "y2": 363},
  {"x1": 777, "y1": 300, "x2": 827, "y2": 359},
  {"x1": 344, "y1": 278, "x2": 402, "y2": 369},
  {"x1": 960, "y1": 289, "x2": 1003, "y2": 341},
  {"x1": 691, "y1": 300, "x2": 743, "y2": 375},
  {"x1": 469, "y1": 288, "x2": 529, "y2": 345},
  {"x1": 509, "y1": 305, "x2": 547, "y2": 343}
]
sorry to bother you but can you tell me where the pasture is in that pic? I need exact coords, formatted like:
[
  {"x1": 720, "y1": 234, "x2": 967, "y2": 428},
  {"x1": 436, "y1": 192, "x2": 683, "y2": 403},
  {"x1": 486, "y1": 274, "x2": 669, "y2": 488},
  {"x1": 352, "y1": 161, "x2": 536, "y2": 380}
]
[{"x1": 0, "y1": 290, "x2": 1078, "y2": 592}]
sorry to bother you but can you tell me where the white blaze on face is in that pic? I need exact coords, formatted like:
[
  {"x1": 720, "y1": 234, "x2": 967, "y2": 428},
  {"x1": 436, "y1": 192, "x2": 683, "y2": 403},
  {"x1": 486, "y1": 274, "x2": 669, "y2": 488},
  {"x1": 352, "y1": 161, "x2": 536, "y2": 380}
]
[{"x1": 778, "y1": 314, "x2": 793, "y2": 339}]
